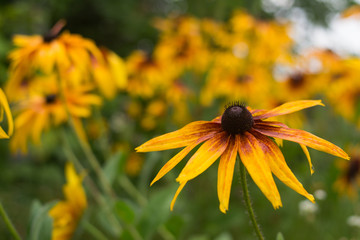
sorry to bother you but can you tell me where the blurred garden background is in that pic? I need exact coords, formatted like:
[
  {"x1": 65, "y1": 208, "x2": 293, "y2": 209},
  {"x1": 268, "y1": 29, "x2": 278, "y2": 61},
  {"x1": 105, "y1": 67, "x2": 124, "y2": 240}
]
[{"x1": 1, "y1": 0, "x2": 360, "y2": 239}]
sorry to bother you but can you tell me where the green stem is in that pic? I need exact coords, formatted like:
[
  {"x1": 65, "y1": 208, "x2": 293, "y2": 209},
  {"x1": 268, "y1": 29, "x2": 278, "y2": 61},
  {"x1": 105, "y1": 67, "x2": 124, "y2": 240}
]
[
  {"x1": 118, "y1": 175, "x2": 147, "y2": 207},
  {"x1": 238, "y1": 160, "x2": 264, "y2": 240},
  {"x1": 83, "y1": 221, "x2": 108, "y2": 240},
  {"x1": 0, "y1": 202, "x2": 22, "y2": 240}
]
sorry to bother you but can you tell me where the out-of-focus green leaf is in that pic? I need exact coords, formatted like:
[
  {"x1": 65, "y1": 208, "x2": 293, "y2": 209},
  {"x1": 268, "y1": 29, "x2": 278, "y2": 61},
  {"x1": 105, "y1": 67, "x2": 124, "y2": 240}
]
[
  {"x1": 26, "y1": 200, "x2": 55, "y2": 240},
  {"x1": 276, "y1": 232, "x2": 285, "y2": 240},
  {"x1": 103, "y1": 151, "x2": 127, "y2": 184},
  {"x1": 115, "y1": 200, "x2": 136, "y2": 225},
  {"x1": 137, "y1": 184, "x2": 177, "y2": 239}
]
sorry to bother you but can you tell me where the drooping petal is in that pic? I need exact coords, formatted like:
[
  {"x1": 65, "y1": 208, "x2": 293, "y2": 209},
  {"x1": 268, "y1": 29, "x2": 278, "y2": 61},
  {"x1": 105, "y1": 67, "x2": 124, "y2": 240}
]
[
  {"x1": 254, "y1": 124, "x2": 350, "y2": 160},
  {"x1": 251, "y1": 131, "x2": 315, "y2": 202},
  {"x1": 237, "y1": 133, "x2": 282, "y2": 209},
  {"x1": 300, "y1": 144, "x2": 314, "y2": 174},
  {"x1": 150, "y1": 132, "x2": 216, "y2": 186},
  {"x1": 254, "y1": 100, "x2": 324, "y2": 120},
  {"x1": 176, "y1": 132, "x2": 229, "y2": 183},
  {"x1": 217, "y1": 136, "x2": 237, "y2": 213},
  {"x1": 254, "y1": 120, "x2": 289, "y2": 128},
  {"x1": 0, "y1": 89, "x2": 14, "y2": 137},
  {"x1": 136, "y1": 121, "x2": 222, "y2": 152},
  {"x1": 170, "y1": 181, "x2": 187, "y2": 211}
]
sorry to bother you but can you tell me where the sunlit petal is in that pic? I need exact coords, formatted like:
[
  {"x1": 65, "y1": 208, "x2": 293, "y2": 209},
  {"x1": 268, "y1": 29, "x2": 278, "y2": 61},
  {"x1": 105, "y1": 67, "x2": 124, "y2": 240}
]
[
  {"x1": 254, "y1": 124, "x2": 350, "y2": 160},
  {"x1": 150, "y1": 133, "x2": 215, "y2": 186},
  {"x1": 170, "y1": 181, "x2": 187, "y2": 211},
  {"x1": 217, "y1": 136, "x2": 237, "y2": 213},
  {"x1": 176, "y1": 132, "x2": 229, "y2": 183},
  {"x1": 252, "y1": 131, "x2": 315, "y2": 202},
  {"x1": 254, "y1": 100, "x2": 324, "y2": 120},
  {"x1": 237, "y1": 133, "x2": 282, "y2": 209},
  {"x1": 136, "y1": 121, "x2": 222, "y2": 152},
  {"x1": 300, "y1": 144, "x2": 315, "y2": 174}
]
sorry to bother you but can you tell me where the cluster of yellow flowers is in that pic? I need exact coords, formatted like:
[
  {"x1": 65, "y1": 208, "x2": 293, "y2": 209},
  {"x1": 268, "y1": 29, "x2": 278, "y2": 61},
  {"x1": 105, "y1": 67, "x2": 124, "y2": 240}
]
[
  {"x1": 125, "y1": 11, "x2": 360, "y2": 130},
  {"x1": 6, "y1": 21, "x2": 127, "y2": 152}
]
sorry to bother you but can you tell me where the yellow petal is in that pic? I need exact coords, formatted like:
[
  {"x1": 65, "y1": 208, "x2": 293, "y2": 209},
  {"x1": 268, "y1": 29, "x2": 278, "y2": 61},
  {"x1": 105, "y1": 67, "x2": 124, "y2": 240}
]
[
  {"x1": 254, "y1": 100, "x2": 324, "y2": 120},
  {"x1": 237, "y1": 133, "x2": 282, "y2": 209},
  {"x1": 217, "y1": 136, "x2": 237, "y2": 213},
  {"x1": 300, "y1": 144, "x2": 314, "y2": 175},
  {"x1": 0, "y1": 89, "x2": 14, "y2": 137},
  {"x1": 176, "y1": 132, "x2": 229, "y2": 183},
  {"x1": 150, "y1": 135, "x2": 211, "y2": 186},
  {"x1": 252, "y1": 131, "x2": 315, "y2": 202},
  {"x1": 254, "y1": 125, "x2": 350, "y2": 160},
  {"x1": 170, "y1": 181, "x2": 187, "y2": 211},
  {"x1": 136, "y1": 121, "x2": 222, "y2": 152}
]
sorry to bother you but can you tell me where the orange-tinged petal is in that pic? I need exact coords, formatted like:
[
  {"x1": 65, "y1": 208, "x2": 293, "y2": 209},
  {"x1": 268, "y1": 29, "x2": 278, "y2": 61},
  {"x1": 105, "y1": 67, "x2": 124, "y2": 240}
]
[
  {"x1": 150, "y1": 133, "x2": 215, "y2": 186},
  {"x1": 136, "y1": 121, "x2": 222, "y2": 152},
  {"x1": 252, "y1": 131, "x2": 315, "y2": 202},
  {"x1": 300, "y1": 144, "x2": 314, "y2": 175},
  {"x1": 176, "y1": 132, "x2": 229, "y2": 183},
  {"x1": 254, "y1": 100, "x2": 324, "y2": 120},
  {"x1": 254, "y1": 125, "x2": 350, "y2": 160},
  {"x1": 217, "y1": 136, "x2": 237, "y2": 213},
  {"x1": 237, "y1": 133, "x2": 282, "y2": 209},
  {"x1": 170, "y1": 181, "x2": 187, "y2": 211}
]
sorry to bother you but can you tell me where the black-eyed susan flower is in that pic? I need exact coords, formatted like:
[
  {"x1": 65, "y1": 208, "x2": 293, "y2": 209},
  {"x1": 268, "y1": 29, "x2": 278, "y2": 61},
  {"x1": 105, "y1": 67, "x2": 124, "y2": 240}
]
[
  {"x1": 49, "y1": 162, "x2": 87, "y2": 240},
  {"x1": 136, "y1": 100, "x2": 349, "y2": 213}
]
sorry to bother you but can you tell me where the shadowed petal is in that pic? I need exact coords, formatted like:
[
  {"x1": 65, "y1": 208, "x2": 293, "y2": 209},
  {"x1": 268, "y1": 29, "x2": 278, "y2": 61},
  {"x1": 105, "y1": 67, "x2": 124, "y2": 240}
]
[
  {"x1": 217, "y1": 136, "x2": 237, "y2": 213},
  {"x1": 237, "y1": 133, "x2": 282, "y2": 209},
  {"x1": 171, "y1": 181, "x2": 187, "y2": 211},
  {"x1": 251, "y1": 131, "x2": 315, "y2": 202},
  {"x1": 254, "y1": 125, "x2": 349, "y2": 160},
  {"x1": 176, "y1": 132, "x2": 229, "y2": 183},
  {"x1": 254, "y1": 100, "x2": 324, "y2": 120},
  {"x1": 136, "y1": 121, "x2": 222, "y2": 152},
  {"x1": 150, "y1": 132, "x2": 217, "y2": 186},
  {"x1": 254, "y1": 120, "x2": 289, "y2": 128},
  {"x1": 300, "y1": 144, "x2": 314, "y2": 175}
]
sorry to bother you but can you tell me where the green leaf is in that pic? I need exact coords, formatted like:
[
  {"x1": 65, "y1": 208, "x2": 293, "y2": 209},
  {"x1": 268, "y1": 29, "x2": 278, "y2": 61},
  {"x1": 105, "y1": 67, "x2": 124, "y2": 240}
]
[
  {"x1": 26, "y1": 200, "x2": 56, "y2": 240},
  {"x1": 276, "y1": 232, "x2": 285, "y2": 240},
  {"x1": 103, "y1": 151, "x2": 127, "y2": 184},
  {"x1": 115, "y1": 200, "x2": 136, "y2": 224},
  {"x1": 137, "y1": 184, "x2": 177, "y2": 239}
]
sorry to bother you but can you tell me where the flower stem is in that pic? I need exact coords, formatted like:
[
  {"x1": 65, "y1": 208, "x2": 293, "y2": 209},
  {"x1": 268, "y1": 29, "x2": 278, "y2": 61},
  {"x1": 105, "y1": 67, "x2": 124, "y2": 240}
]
[
  {"x1": 0, "y1": 202, "x2": 22, "y2": 240},
  {"x1": 238, "y1": 160, "x2": 264, "y2": 240}
]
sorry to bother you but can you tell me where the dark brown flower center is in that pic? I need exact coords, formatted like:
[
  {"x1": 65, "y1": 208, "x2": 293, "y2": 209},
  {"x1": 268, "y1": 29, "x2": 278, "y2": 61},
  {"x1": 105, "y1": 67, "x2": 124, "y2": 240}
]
[
  {"x1": 42, "y1": 33, "x2": 58, "y2": 43},
  {"x1": 45, "y1": 94, "x2": 57, "y2": 104},
  {"x1": 221, "y1": 103, "x2": 254, "y2": 135}
]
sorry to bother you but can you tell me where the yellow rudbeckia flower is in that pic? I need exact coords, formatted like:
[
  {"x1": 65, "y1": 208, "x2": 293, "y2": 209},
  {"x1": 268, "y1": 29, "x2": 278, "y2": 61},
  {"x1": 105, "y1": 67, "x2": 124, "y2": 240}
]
[
  {"x1": 49, "y1": 162, "x2": 87, "y2": 240},
  {"x1": 136, "y1": 100, "x2": 349, "y2": 213}
]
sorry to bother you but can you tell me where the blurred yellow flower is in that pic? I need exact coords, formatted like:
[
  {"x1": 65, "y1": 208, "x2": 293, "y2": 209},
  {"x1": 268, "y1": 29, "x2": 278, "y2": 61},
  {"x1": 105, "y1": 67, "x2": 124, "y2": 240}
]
[
  {"x1": 49, "y1": 162, "x2": 87, "y2": 240},
  {"x1": 137, "y1": 100, "x2": 349, "y2": 213},
  {"x1": 10, "y1": 74, "x2": 101, "y2": 152},
  {"x1": 0, "y1": 89, "x2": 14, "y2": 139},
  {"x1": 335, "y1": 146, "x2": 360, "y2": 198},
  {"x1": 6, "y1": 21, "x2": 127, "y2": 101}
]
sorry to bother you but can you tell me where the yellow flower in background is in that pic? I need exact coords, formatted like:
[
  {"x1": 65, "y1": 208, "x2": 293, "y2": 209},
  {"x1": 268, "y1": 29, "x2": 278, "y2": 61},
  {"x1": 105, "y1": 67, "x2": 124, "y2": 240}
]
[
  {"x1": 136, "y1": 100, "x2": 349, "y2": 213},
  {"x1": 10, "y1": 74, "x2": 101, "y2": 152},
  {"x1": 335, "y1": 146, "x2": 360, "y2": 198},
  {"x1": 0, "y1": 89, "x2": 14, "y2": 139},
  {"x1": 6, "y1": 20, "x2": 127, "y2": 101},
  {"x1": 49, "y1": 162, "x2": 87, "y2": 240}
]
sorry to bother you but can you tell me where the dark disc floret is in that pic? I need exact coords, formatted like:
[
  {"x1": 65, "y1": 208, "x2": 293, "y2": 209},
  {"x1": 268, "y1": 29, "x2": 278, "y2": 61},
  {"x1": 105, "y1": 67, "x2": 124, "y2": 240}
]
[
  {"x1": 45, "y1": 94, "x2": 57, "y2": 104},
  {"x1": 43, "y1": 33, "x2": 58, "y2": 43},
  {"x1": 221, "y1": 102, "x2": 254, "y2": 135}
]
